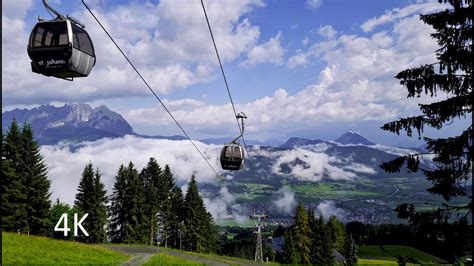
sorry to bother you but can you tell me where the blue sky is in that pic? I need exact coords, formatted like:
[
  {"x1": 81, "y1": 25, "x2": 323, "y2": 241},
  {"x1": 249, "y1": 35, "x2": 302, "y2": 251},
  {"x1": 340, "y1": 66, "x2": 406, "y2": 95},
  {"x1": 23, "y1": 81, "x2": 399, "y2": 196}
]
[{"x1": 2, "y1": 0, "x2": 468, "y2": 146}]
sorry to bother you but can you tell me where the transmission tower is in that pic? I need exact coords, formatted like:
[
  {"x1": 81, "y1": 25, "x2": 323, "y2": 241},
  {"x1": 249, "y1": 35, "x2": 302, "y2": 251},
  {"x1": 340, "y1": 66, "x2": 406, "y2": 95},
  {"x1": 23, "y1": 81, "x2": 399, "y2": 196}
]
[{"x1": 250, "y1": 210, "x2": 269, "y2": 262}]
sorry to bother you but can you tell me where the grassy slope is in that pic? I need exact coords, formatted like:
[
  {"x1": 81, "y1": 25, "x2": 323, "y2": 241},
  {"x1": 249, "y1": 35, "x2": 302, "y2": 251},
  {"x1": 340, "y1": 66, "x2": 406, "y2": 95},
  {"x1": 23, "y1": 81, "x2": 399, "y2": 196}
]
[
  {"x1": 358, "y1": 245, "x2": 446, "y2": 264},
  {"x1": 2, "y1": 232, "x2": 129, "y2": 265},
  {"x1": 143, "y1": 253, "x2": 204, "y2": 266}
]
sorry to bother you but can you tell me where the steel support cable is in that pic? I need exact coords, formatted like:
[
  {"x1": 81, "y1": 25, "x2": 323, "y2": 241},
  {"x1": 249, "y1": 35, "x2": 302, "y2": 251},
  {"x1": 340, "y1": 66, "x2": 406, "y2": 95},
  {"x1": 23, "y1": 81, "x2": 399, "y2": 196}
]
[
  {"x1": 82, "y1": 0, "x2": 220, "y2": 177},
  {"x1": 200, "y1": 0, "x2": 253, "y2": 166}
]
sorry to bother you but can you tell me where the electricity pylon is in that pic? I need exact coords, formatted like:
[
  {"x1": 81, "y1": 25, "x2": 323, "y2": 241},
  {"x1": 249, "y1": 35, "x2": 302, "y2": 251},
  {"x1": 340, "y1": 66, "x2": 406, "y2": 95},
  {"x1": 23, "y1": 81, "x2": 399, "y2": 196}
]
[{"x1": 250, "y1": 210, "x2": 269, "y2": 262}]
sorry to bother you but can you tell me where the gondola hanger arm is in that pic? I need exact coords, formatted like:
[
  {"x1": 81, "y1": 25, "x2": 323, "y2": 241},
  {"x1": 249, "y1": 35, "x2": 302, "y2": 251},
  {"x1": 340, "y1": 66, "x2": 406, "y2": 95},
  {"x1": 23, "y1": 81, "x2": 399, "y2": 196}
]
[{"x1": 43, "y1": 0, "x2": 65, "y2": 20}]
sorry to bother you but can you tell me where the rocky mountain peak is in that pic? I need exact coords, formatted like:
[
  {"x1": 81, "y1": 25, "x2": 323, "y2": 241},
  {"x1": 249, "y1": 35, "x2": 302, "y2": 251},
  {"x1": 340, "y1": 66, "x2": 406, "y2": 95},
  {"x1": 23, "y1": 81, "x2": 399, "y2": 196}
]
[{"x1": 335, "y1": 132, "x2": 374, "y2": 145}]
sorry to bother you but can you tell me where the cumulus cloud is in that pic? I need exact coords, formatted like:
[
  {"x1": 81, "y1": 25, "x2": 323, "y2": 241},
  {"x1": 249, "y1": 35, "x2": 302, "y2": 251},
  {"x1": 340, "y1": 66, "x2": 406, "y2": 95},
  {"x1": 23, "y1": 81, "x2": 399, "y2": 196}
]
[
  {"x1": 122, "y1": 2, "x2": 446, "y2": 140},
  {"x1": 317, "y1": 25, "x2": 337, "y2": 39},
  {"x1": 287, "y1": 52, "x2": 309, "y2": 69},
  {"x1": 203, "y1": 186, "x2": 248, "y2": 223},
  {"x1": 41, "y1": 135, "x2": 223, "y2": 205},
  {"x1": 316, "y1": 200, "x2": 345, "y2": 220},
  {"x1": 361, "y1": 2, "x2": 448, "y2": 32},
  {"x1": 2, "y1": 0, "x2": 273, "y2": 105},
  {"x1": 2, "y1": 0, "x2": 33, "y2": 19},
  {"x1": 258, "y1": 148, "x2": 356, "y2": 181},
  {"x1": 273, "y1": 186, "x2": 297, "y2": 214},
  {"x1": 241, "y1": 32, "x2": 285, "y2": 67}
]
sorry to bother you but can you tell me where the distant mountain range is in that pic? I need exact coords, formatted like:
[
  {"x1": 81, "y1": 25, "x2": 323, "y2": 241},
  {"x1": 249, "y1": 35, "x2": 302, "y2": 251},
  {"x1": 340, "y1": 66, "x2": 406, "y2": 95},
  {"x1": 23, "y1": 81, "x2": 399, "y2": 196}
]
[
  {"x1": 5, "y1": 103, "x2": 414, "y2": 157},
  {"x1": 2, "y1": 104, "x2": 192, "y2": 145},
  {"x1": 3, "y1": 103, "x2": 377, "y2": 147}
]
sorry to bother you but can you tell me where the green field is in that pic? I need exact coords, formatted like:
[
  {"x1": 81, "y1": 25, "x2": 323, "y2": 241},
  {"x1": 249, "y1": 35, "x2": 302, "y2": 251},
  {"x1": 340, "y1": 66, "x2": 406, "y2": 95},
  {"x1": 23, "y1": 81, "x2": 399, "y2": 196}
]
[
  {"x1": 2, "y1": 232, "x2": 129, "y2": 265},
  {"x1": 357, "y1": 258, "x2": 398, "y2": 265},
  {"x1": 143, "y1": 253, "x2": 204, "y2": 265},
  {"x1": 358, "y1": 245, "x2": 446, "y2": 264}
]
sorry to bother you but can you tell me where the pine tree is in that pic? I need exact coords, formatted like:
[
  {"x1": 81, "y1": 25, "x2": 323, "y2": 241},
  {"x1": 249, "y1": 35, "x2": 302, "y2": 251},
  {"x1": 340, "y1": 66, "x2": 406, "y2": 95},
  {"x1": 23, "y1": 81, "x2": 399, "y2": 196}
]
[
  {"x1": 344, "y1": 234, "x2": 358, "y2": 265},
  {"x1": 1, "y1": 126, "x2": 28, "y2": 232},
  {"x1": 125, "y1": 162, "x2": 147, "y2": 243},
  {"x1": 310, "y1": 216, "x2": 334, "y2": 264},
  {"x1": 75, "y1": 163, "x2": 108, "y2": 243},
  {"x1": 91, "y1": 168, "x2": 108, "y2": 243},
  {"x1": 183, "y1": 175, "x2": 217, "y2": 252},
  {"x1": 327, "y1": 215, "x2": 346, "y2": 251},
  {"x1": 109, "y1": 165, "x2": 128, "y2": 243},
  {"x1": 280, "y1": 228, "x2": 297, "y2": 264},
  {"x1": 380, "y1": 0, "x2": 473, "y2": 225},
  {"x1": 139, "y1": 158, "x2": 162, "y2": 245},
  {"x1": 292, "y1": 202, "x2": 311, "y2": 264},
  {"x1": 20, "y1": 123, "x2": 51, "y2": 235},
  {"x1": 109, "y1": 162, "x2": 147, "y2": 244},
  {"x1": 161, "y1": 165, "x2": 176, "y2": 248},
  {"x1": 322, "y1": 228, "x2": 336, "y2": 264},
  {"x1": 168, "y1": 186, "x2": 185, "y2": 249}
]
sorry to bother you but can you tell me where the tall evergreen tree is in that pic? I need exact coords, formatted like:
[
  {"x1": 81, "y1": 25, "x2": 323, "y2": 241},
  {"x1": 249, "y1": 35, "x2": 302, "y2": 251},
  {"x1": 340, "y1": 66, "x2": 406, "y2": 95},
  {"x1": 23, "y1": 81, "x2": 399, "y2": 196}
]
[
  {"x1": 19, "y1": 123, "x2": 51, "y2": 235},
  {"x1": 280, "y1": 228, "x2": 298, "y2": 264},
  {"x1": 310, "y1": 216, "x2": 334, "y2": 264},
  {"x1": 380, "y1": 0, "x2": 473, "y2": 225},
  {"x1": 161, "y1": 164, "x2": 177, "y2": 247},
  {"x1": 91, "y1": 169, "x2": 108, "y2": 243},
  {"x1": 183, "y1": 175, "x2": 217, "y2": 252},
  {"x1": 125, "y1": 162, "x2": 147, "y2": 243},
  {"x1": 109, "y1": 162, "x2": 147, "y2": 244},
  {"x1": 139, "y1": 158, "x2": 162, "y2": 245},
  {"x1": 75, "y1": 163, "x2": 108, "y2": 243},
  {"x1": 344, "y1": 234, "x2": 358, "y2": 265},
  {"x1": 109, "y1": 165, "x2": 128, "y2": 243},
  {"x1": 168, "y1": 186, "x2": 185, "y2": 249},
  {"x1": 292, "y1": 202, "x2": 311, "y2": 264},
  {"x1": 326, "y1": 215, "x2": 346, "y2": 251},
  {"x1": 1, "y1": 126, "x2": 28, "y2": 232}
]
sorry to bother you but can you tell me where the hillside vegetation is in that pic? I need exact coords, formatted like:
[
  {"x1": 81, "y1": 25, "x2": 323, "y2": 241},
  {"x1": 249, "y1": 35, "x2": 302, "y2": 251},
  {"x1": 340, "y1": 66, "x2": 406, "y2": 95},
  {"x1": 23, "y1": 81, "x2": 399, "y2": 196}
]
[
  {"x1": 358, "y1": 245, "x2": 446, "y2": 264},
  {"x1": 2, "y1": 232, "x2": 129, "y2": 265}
]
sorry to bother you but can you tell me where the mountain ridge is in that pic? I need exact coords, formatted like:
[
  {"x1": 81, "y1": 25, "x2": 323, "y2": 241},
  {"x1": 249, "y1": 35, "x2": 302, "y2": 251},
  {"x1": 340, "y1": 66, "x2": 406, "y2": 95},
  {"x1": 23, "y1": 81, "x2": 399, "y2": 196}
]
[{"x1": 3, "y1": 104, "x2": 377, "y2": 147}]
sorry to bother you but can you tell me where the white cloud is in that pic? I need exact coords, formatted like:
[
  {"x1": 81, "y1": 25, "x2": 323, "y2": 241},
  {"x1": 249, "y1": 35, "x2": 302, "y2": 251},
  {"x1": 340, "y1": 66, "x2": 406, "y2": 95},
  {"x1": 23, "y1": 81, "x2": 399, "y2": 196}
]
[
  {"x1": 287, "y1": 52, "x2": 309, "y2": 69},
  {"x1": 361, "y1": 2, "x2": 448, "y2": 32},
  {"x1": 41, "y1": 135, "x2": 223, "y2": 205},
  {"x1": 241, "y1": 32, "x2": 284, "y2": 67},
  {"x1": 273, "y1": 186, "x2": 297, "y2": 214},
  {"x1": 203, "y1": 186, "x2": 248, "y2": 223},
  {"x1": 317, "y1": 25, "x2": 337, "y2": 39},
  {"x1": 2, "y1": 0, "x2": 274, "y2": 105},
  {"x1": 316, "y1": 200, "x2": 345, "y2": 220},
  {"x1": 265, "y1": 148, "x2": 357, "y2": 181},
  {"x1": 122, "y1": 3, "x2": 445, "y2": 139},
  {"x1": 2, "y1": 0, "x2": 33, "y2": 19},
  {"x1": 306, "y1": 0, "x2": 322, "y2": 9}
]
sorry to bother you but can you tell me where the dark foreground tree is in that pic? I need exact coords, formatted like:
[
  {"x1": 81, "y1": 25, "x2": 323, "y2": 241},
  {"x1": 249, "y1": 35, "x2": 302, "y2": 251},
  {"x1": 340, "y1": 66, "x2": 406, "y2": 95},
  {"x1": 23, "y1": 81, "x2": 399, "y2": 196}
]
[
  {"x1": 139, "y1": 158, "x2": 163, "y2": 245},
  {"x1": 280, "y1": 228, "x2": 297, "y2": 264},
  {"x1": 381, "y1": 0, "x2": 472, "y2": 261},
  {"x1": 183, "y1": 175, "x2": 218, "y2": 252},
  {"x1": 293, "y1": 203, "x2": 311, "y2": 264},
  {"x1": 1, "y1": 126, "x2": 28, "y2": 232},
  {"x1": 109, "y1": 163, "x2": 147, "y2": 244},
  {"x1": 20, "y1": 124, "x2": 51, "y2": 234},
  {"x1": 75, "y1": 163, "x2": 108, "y2": 243},
  {"x1": 344, "y1": 234, "x2": 358, "y2": 265}
]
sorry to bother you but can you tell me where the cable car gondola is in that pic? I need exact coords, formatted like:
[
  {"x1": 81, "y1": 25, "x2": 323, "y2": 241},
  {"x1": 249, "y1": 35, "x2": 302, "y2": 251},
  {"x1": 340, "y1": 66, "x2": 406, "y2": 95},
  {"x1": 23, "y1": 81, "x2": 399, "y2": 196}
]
[
  {"x1": 220, "y1": 112, "x2": 247, "y2": 171},
  {"x1": 27, "y1": 0, "x2": 96, "y2": 80}
]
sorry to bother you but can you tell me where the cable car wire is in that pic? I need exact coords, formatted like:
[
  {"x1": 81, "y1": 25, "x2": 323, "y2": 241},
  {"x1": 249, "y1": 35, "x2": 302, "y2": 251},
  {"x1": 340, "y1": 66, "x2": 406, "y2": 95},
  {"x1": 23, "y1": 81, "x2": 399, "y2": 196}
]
[
  {"x1": 200, "y1": 0, "x2": 253, "y2": 166},
  {"x1": 81, "y1": 0, "x2": 220, "y2": 177}
]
